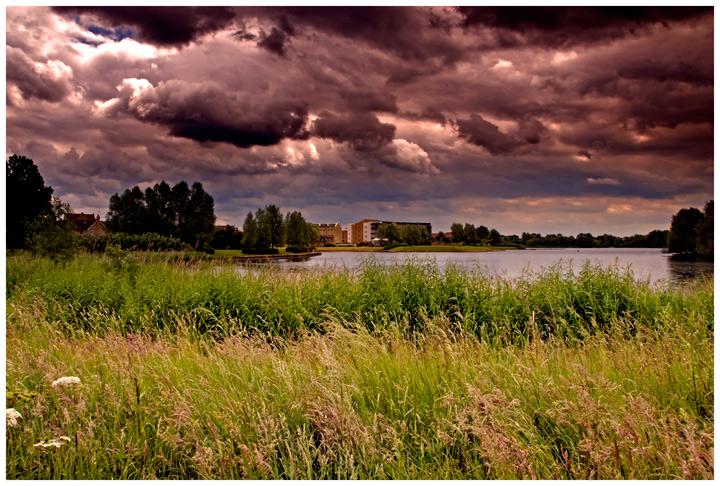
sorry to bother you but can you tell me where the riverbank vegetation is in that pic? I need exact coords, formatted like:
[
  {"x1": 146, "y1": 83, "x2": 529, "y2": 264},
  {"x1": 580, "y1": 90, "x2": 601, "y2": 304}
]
[{"x1": 6, "y1": 252, "x2": 713, "y2": 479}]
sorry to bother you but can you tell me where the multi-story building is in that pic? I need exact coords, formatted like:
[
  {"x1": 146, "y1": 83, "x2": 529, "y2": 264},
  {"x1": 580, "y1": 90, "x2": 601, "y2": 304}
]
[
  {"x1": 315, "y1": 222, "x2": 343, "y2": 246},
  {"x1": 350, "y1": 219, "x2": 380, "y2": 244}
]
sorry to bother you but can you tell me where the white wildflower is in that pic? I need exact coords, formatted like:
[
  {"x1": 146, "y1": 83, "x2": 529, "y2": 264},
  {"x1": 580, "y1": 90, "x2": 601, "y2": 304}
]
[
  {"x1": 33, "y1": 436, "x2": 72, "y2": 448},
  {"x1": 6, "y1": 408, "x2": 22, "y2": 428},
  {"x1": 51, "y1": 376, "x2": 81, "y2": 388}
]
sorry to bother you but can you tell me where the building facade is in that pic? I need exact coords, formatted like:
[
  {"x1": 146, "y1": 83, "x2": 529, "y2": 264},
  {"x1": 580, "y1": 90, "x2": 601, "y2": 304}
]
[
  {"x1": 316, "y1": 222, "x2": 343, "y2": 246},
  {"x1": 350, "y1": 219, "x2": 380, "y2": 244}
]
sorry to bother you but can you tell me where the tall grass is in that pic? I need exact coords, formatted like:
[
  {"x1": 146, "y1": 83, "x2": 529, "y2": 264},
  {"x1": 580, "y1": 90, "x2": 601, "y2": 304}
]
[
  {"x1": 6, "y1": 252, "x2": 713, "y2": 341},
  {"x1": 5, "y1": 252, "x2": 714, "y2": 479}
]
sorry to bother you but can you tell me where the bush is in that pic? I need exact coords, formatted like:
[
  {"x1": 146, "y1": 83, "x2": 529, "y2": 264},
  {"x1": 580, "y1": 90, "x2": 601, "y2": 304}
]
[
  {"x1": 26, "y1": 218, "x2": 79, "y2": 261},
  {"x1": 80, "y1": 232, "x2": 193, "y2": 252}
]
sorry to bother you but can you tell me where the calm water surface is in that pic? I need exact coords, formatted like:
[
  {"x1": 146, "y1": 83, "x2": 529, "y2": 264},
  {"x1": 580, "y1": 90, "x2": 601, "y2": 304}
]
[{"x1": 265, "y1": 248, "x2": 713, "y2": 284}]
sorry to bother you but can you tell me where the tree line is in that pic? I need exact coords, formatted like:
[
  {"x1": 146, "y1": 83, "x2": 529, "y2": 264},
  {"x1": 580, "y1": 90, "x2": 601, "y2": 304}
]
[
  {"x1": 106, "y1": 180, "x2": 215, "y2": 250},
  {"x1": 6, "y1": 154, "x2": 713, "y2": 258},
  {"x1": 241, "y1": 205, "x2": 319, "y2": 253},
  {"x1": 376, "y1": 223, "x2": 430, "y2": 246}
]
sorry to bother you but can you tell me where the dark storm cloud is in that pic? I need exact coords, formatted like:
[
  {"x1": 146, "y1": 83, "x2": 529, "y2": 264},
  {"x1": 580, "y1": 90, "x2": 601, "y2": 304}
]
[
  {"x1": 254, "y1": 6, "x2": 465, "y2": 65},
  {"x1": 455, "y1": 115, "x2": 528, "y2": 155},
  {"x1": 6, "y1": 47, "x2": 72, "y2": 103},
  {"x1": 5, "y1": 6, "x2": 714, "y2": 235},
  {"x1": 105, "y1": 79, "x2": 310, "y2": 148},
  {"x1": 256, "y1": 27, "x2": 290, "y2": 56},
  {"x1": 312, "y1": 111, "x2": 396, "y2": 152},
  {"x1": 340, "y1": 91, "x2": 398, "y2": 114},
  {"x1": 52, "y1": 6, "x2": 235, "y2": 47},
  {"x1": 457, "y1": 6, "x2": 711, "y2": 47}
]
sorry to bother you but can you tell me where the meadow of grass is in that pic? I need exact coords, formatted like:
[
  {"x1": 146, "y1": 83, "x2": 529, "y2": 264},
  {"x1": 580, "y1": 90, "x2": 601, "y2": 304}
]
[{"x1": 5, "y1": 251, "x2": 714, "y2": 479}]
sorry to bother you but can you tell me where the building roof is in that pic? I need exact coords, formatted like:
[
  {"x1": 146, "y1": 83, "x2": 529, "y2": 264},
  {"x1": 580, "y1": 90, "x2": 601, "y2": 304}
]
[{"x1": 64, "y1": 213, "x2": 106, "y2": 234}]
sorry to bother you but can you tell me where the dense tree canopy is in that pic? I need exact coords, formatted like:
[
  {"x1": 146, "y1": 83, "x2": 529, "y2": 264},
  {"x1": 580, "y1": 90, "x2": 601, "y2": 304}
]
[
  {"x1": 667, "y1": 207, "x2": 704, "y2": 254},
  {"x1": 695, "y1": 200, "x2": 713, "y2": 256},
  {"x1": 667, "y1": 201, "x2": 713, "y2": 255},
  {"x1": 242, "y1": 205, "x2": 316, "y2": 252},
  {"x1": 6, "y1": 155, "x2": 54, "y2": 248},
  {"x1": 107, "y1": 180, "x2": 216, "y2": 248}
]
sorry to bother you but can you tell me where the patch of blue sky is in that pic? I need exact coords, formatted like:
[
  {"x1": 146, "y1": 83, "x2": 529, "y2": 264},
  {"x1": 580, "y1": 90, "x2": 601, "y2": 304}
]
[
  {"x1": 74, "y1": 36, "x2": 104, "y2": 47},
  {"x1": 87, "y1": 24, "x2": 134, "y2": 42}
]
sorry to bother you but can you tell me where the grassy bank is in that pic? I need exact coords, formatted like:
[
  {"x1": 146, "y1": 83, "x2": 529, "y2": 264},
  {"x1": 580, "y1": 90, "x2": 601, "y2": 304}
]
[{"x1": 5, "y1": 253, "x2": 714, "y2": 479}]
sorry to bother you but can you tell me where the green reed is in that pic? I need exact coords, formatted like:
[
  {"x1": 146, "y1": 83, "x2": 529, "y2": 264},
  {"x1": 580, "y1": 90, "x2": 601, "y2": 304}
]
[{"x1": 6, "y1": 252, "x2": 713, "y2": 343}]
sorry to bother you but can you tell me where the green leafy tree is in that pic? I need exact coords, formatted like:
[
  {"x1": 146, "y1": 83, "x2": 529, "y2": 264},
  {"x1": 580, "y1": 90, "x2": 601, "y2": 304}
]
[
  {"x1": 241, "y1": 212, "x2": 258, "y2": 249},
  {"x1": 696, "y1": 200, "x2": 713, "y2": 256},
  {"x1": 107, "y1": 186, "x2": 147, "y2": 234},
  {"x1": 285, "y1": 211, "x2": 310, "y2": 251},
  {"x1": 107, "y1": 180, "x2": 215, "y2": 249},
  {"x1": 667, "y1": 207, "x2": 704, "y2": 254},
  {"x1": 476, "y1": 225, "x2": 490, "y2": 244},
  {"x1": 306, "y1": 222, "x2": 320, "y2": 249},
  {"x1": 401, "y1": 224, "x2": 427, "y2": 246},
  {"x1": 463, "y1": 223, "x2": 477, "y2": 245},
  {"x1": 144, "y1": 181, "x2": 175, "y2": 236},
  {"x1": 211, "y1": 225, "x2": 243, "y2": 250},
  {"x1": 26, "y1": 196, "x2": 78, "y2": 261},
  {"x1": 185, "y1": 182, "x2": 216, "y2": 249},
  {"x1": 450, "y1": 222, "x2": 464, "y2": 244},
  {"x1": 377, "y1": 223, "x2": 401, "y2": 245},
  {"x1": 575, "y1": 233, "x2": 597, "y2": 248},
  {"x1": 6, "y1": 154, "x2": 54, "y2": 248},
  {"x1": 488, "y1": 228, "x2": 501, "y2": 246},
  {"x1": 255, "y1": 204, "x2": 285, "y2": 249}
]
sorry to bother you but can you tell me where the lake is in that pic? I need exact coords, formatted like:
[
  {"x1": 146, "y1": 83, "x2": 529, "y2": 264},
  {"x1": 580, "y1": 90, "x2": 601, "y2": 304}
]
[{"x1": 261, "y1": 248, "x2": 713, "y2": 284}]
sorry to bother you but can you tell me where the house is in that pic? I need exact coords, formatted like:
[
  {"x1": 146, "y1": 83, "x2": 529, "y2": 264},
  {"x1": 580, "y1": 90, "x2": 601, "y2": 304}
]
[{"x1": 64, "y1": 213, "x2": 108, "y2": 236}]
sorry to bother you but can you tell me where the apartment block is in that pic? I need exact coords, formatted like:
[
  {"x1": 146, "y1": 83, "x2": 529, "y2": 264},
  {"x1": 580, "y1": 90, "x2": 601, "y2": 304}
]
[
  {"x1": 350, "y1": 219, "x2": 380, "y2": 244},
  {"x1": 315, "y1": 222, "x2": 343, "y2": 246}
]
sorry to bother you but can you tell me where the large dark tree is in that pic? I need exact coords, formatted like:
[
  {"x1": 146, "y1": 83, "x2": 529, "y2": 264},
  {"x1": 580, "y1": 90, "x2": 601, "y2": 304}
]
[
  {"x1": 476, "y1": 225, "x2": 490, "y2": 244},
  {"x1": 184, "y1": 182, "x2": 216, "y2": 248},
  {"x1": 667, "y1": 207, "x2": 704, "y2": 254},
  {"x1": 695, "y1": 200, "x2": 714, "y2": 256},
  {"x1": 285, "y1": 211, "x2": 310, "y2": 251},
  {"x1": 144, "y1": 181, "x2": 175, "y2": 236},
  {"x1": 107, "y1": 180, "x2": 215, "y2": 248},
  {"x1": 258, "y1": 204, "x2": 285, "y2": 249},
  {"x1": 107, "y1": 186, "x2": 146, "y2": 234},
  {"x1": 463, "y1": 223, "x2": 477, "y2": 245},
  {"x1": 6, "y1": 155, "x2": 54, "y2": 248}
]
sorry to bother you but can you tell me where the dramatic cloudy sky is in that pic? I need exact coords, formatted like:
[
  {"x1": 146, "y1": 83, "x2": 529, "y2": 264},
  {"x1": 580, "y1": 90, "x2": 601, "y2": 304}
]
[{"x1": 5, "y1": 6, "x2": 714, "y2": 235}]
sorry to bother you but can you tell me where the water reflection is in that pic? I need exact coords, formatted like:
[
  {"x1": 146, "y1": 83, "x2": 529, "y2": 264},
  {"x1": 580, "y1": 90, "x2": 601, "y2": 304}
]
[
  {"x1": 667, "y1": 254, "x2": 714, "y2": 283},
  {"x1": 234, "y1": 248, "x2": 713, "y2": 284}
]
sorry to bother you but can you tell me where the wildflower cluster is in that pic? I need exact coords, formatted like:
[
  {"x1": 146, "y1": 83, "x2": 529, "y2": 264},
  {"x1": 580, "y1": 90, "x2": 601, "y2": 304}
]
[
  {"x1": 33, "y1": 436, "x2": 72, "y2": 448},
  {"x1": 6, "y1": 408, "x2": 22, "y2": 428},
  {"x1": 51, "y1": 376, "x2": 81, "y2": 388}
]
